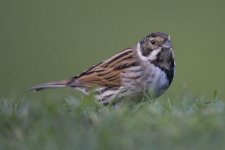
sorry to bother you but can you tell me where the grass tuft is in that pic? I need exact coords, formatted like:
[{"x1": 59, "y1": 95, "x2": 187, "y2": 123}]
[{"x1": 0, "y1": 92, "x2": 225, "y2": 150}]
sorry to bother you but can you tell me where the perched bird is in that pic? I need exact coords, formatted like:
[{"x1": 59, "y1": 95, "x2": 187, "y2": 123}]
[{"x1": 30, "y1": 32, "x2": 175, "y2": 105}]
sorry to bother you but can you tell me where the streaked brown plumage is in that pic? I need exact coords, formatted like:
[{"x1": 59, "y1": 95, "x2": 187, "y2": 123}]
[{"x1": 30, "y1": 32, "x2": 175, "y2": 105}]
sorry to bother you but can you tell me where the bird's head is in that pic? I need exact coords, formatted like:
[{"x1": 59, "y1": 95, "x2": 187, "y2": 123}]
[{"x1": 138, "y1": 32, "x2": 174, "y2": 62}]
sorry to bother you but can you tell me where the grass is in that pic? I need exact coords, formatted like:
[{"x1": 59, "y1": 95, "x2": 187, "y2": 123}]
[{"x1": 0, "y1": 91, "x2": 225, "y2": 150}]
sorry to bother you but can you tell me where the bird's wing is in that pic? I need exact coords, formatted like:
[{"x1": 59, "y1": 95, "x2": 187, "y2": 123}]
[{"x1": 68, "y1": 47, "x2": 139, "y2": 88}]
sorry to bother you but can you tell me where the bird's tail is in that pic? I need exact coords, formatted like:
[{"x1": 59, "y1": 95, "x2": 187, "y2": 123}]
[{"x1": 29, "y1": 80, "x2": 69, "y2": 91}]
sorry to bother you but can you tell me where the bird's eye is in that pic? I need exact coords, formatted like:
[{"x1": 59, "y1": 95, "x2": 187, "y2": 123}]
[{"x1": 150, "y1": 40, "x2": 156, "y2": 45}]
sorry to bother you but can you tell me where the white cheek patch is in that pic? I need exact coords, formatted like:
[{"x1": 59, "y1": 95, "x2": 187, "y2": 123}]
[
  {"x1": 137, "y1": 43, "x2": 148, "y2": 61},
  {"x1": 137, "y1": 43, "x2": 161, "y2": 61},
  {"x1": 148, "y1": 47, "x2": 161, "y2": 61}
]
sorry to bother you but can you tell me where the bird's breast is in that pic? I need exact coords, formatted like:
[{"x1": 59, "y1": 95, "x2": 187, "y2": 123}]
[
  {"x1": 121, "y1": 63, "x2": 170, "y2": 98},
  {"x1": 145, "y1": 64, "x2": 170, "y2": 98}
]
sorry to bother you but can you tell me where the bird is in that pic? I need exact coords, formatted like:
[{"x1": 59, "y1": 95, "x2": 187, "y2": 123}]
[{"x1": 30, "y1": 32, "x2": 175, "y2": 105}]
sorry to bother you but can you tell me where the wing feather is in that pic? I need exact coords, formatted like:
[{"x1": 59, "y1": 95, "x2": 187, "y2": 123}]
[{"x1": 68, "y1": 47, "x2": 139, "y2": 88}]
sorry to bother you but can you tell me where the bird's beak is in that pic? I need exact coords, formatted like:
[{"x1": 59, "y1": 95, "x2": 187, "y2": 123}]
[{"x1": 162, "y1": 40, "x2": 172, "y2": 49}]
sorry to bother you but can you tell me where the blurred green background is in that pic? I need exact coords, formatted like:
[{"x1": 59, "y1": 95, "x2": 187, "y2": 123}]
[
  {"x1": 0, "y1": 0, "x2": 225, "y2": 97},
  {"x1": 1, "y1": 1, "x2": 225, "y2": 150}
]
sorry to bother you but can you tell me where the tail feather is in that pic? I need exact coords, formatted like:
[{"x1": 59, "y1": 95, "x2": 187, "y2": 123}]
[{"x1": 30, "y1": 80, "x2": 68, "y2": 91}]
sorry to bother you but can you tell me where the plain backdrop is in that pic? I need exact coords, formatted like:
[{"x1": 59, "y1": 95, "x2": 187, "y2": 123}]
[{"x1": 0, "y1": 0, "x2": 225, "y2": 98}]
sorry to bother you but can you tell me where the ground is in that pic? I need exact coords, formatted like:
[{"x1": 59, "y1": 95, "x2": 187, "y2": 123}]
[{"x1": 0, "y1": 91, "x2": 224, "y2": 150}]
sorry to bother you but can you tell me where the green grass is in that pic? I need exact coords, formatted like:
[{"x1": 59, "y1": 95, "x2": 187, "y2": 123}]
[{"x1": 0, "y1": 91, "x2": 225, "y2": 150}]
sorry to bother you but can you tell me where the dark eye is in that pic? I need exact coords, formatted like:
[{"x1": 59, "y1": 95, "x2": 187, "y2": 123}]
[{"x1": 150, "y1": 40, "x2": 156, "y2": 45}]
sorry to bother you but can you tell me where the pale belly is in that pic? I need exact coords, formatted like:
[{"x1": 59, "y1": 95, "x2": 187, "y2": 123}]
[
  {"x1": 122, "y1": 64, "x2": 170, "y2": 99},
  {"x1": 145, "y1": 66, "x2": 169, "y2": 98},
  {"x1": 96, "y1": 64, "x2": 170, "y2": 104}
]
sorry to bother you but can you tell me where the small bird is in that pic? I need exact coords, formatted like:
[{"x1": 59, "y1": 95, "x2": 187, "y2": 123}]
[{"x1": 30, "y1": 32, "x2": 175, "y2": 105}]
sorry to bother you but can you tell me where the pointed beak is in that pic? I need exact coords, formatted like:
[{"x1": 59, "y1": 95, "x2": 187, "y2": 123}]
[{"x1": 162, "y1": 40, "x2": 172, "y2": 49}]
